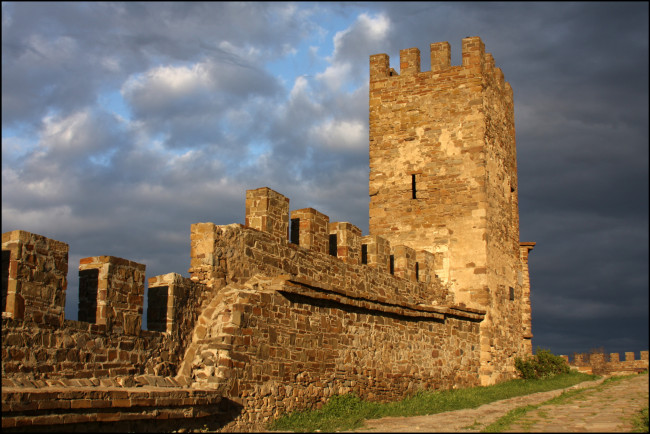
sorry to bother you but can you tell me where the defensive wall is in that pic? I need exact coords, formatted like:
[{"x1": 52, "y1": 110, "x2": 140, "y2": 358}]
[
  {"x1": 560, "y1": 351, "x2": 649, "y2": 375},
  {"x1": 2, "y1": 185, "x2": 486, "y2": 431}
]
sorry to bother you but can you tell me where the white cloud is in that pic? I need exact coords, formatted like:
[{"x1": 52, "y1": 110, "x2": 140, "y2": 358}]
[
  {"x1": 309, "y1": 119, "x2": 366, "y2": 152},
  {"x1": 332, "y1": 13, "x2": 390, "y2": 59},
  {"x1": 315, "y1": 62, "x2": 352, "y2": 92},
  {"x1": 121, "y1": 62, "x2": 213, "y2": 112}
]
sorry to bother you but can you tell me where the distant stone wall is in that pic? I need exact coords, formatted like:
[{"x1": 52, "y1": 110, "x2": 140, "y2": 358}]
[{"x1": 561, "y1": 351, "x2": 649, "y2": 375}]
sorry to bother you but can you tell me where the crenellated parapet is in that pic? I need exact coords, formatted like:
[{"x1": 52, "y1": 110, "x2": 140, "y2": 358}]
[
  {"x1": 370, "y1": 36, "x2": 511, "y2": 102},
  {"x1": 189, "y1": 187, "x2": 458, "y2": 308},
  {"x1": 245, "y1": 187, "x2": 290, "y2": 243},
  {"x1": 562, "y1": 350, "x2": 649, "y2": 375},
  {"x1": 291, "y1": 207, "x2": 330, "y2": 254},
  {"x1": 329, "y1": 222, "x2": 362, "y2": 265},
  {"x1": 1, "y1": 230, "x2": 212, "y2": 383}
]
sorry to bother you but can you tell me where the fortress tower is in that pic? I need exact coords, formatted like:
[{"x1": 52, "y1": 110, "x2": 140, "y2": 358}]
[{"x1": 369, "y1": 37, "x2": 534, "y2": 383}]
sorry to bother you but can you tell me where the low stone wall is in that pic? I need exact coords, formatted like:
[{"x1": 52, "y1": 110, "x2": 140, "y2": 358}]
[
  {"x1": 2, "y1": 317, "x2": 177, "y2": 379},
  {"x1": 1, "y1": 383, "x2": 225, "y2": 432}
]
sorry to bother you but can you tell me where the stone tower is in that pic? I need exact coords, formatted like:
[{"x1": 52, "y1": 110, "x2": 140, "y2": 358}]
[{"x1": 369, "y1": 36, "x2": 533, "y2": 384}]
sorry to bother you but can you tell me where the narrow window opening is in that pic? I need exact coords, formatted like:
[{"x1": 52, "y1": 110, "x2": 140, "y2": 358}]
[
  {"x1": 361, "y1": 244, "x2": 368, "y2": 265},
  {"x1": 329, "y1": 234, "x2": 338, "y2": 257},
  {"x1": 290, "y1": 218, "x2": 300, "y2": 245},
  {"x1": 78, "y1": 268, "x2": 99, "y2": 323},
  {"x1": 389, "y1": 255, "x2": 395, "y2": 275},
  {"x1": 147, "y1": 286, "x2": 168, "y2": 332},
  {"x1": 411, "y1": 174, "x2": 417, "y2": 199},
  {"x1": 415, "y1": 262, "x2": 419, "y2": 281},
  {"x1": 509, "y1": 287, "x2": 515, "y2": 301}
]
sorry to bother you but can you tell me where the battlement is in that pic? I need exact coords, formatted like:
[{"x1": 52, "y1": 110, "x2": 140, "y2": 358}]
[
  {"x1": 190, "y1": 187, "x2": 457, "y2": 308},
  {"x1": 370, "y1": 36, "x2": 511, "y2": 100},
  {"x1": 2, "y1": 232, "x2": 204, "y2": 342},
  {"x1": 561, "y1": 350, "x2": 649, "y2": 375},
  {"x1": 2, "y1": 230, "x2": 68, "y2": 326},
  {"x1": 78, "y1": 255, "x2": 145, "y2": 335}
]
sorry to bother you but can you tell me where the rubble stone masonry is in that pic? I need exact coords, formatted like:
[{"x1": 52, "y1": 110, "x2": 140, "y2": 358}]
[{"x1": 369, "y1": 37, "x2": 532, "y2": 384}]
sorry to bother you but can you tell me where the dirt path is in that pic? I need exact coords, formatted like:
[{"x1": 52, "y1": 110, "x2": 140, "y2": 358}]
[{"x1": 353, "y1": 373, "x2": 648, "y2": 432}]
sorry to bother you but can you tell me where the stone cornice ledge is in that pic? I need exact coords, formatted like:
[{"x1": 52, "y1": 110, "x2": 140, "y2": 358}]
[{"x1": 270, "y1": 275, "x2": 485, "y2": 322}]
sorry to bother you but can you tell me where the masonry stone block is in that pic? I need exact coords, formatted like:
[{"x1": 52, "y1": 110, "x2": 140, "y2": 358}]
[
  {"x1": 361, "y1": 235, "x2": 390, "y2": 273},
  {"x1": 2, "y1": 230, "x2": 68, "y2": 325},
  {"x1": 245, "y1": 187, "x2": 290, "y2": 242},
  {"x1": 290, "y1": 208, "x2": 330, "y2": 255},
  {"x1": 329, "y1": 222, "x2": 362, "y2": 265},
  {"x1": 392, "y1": 245, "x2": 417, "y2": 282},
  {"x1": 78, "y1": 256, "x2": 145, "y2": 335}
]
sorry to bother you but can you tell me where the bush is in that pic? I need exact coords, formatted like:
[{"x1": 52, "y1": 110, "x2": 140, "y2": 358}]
[{"x1": 515, "y1": 348, "x2": 570, "y2": 379}]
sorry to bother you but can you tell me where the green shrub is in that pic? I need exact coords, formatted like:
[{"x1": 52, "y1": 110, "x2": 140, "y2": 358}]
[{"x1": 515, "y1": 348, "x2": 570, "y2": 379}]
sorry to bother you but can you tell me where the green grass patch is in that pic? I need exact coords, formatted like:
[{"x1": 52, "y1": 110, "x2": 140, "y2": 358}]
[
  {"x1": 481, "y1": 404, "x2": 538, "y2": 432},
  {"x1": 631, "y1": 407, "x2": 649, "y2": 433},
  {"x1": 267, "y1": 371, "x2": 596, "y2": 432}
]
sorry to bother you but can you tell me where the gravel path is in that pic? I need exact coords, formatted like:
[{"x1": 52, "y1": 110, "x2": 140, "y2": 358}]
[{"x1": 352, "y1": 373, "x2": 648, "y2": 432}]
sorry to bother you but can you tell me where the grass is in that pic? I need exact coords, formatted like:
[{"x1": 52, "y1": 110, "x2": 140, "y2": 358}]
[
  {"x1": 267, "y1": 371, "x2": 596, "y2": 432},
  {"x1": 631, "y1": 407, "x2": 649, "y2": 432}
]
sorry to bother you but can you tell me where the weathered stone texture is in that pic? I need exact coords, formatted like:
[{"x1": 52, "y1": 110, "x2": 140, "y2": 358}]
[
  {"x1": 78, "y1": 256, "x2": 145, "y2": 335},
  {"x1": 2, "y1": 230, "x2": 68, "y2": 326},
  {"x1": 245, "y1": 187, "x2": 290, "y2": 243},
  {"x1": 179, "y1": 276, "x2": 482, "y2": 431},
  {"x1": 368, "y1": 36, "x2": 534, "y2": 384}
]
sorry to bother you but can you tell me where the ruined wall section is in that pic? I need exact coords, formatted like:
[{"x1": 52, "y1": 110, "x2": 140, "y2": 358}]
[{"x1": 562, "y1": 351, "x2": 649, "y2": 375}]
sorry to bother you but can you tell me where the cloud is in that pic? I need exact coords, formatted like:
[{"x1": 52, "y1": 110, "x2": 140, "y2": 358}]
[{"x1": 309, "y1": 118, "x2": 366, "y2": 152}]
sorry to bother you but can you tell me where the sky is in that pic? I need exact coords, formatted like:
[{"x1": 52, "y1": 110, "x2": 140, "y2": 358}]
[{"x1": 2, "y1": 2, "x2": 648, "y2": 358}]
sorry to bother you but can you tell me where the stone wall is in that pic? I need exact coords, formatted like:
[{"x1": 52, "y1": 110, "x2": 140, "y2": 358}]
[
  {"x1": 561, "y1": 351, "x2": 649, "y2": 375},
  {"x1": 178, "y1": 276, "x2": 483, "y2": 431},
  {"x1": 179, "y1": 186, "x2": 484, "y2": 430},
  {"x1": 1, "y1": 233, "x2": 211, "y2": 382},
  {"x1": 2, "y1": 230, "x2": 68, "y2": 326}
]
